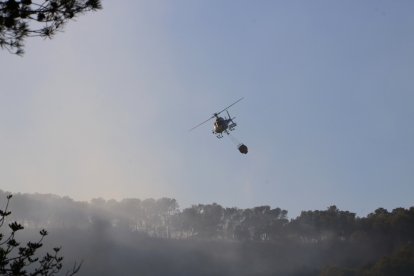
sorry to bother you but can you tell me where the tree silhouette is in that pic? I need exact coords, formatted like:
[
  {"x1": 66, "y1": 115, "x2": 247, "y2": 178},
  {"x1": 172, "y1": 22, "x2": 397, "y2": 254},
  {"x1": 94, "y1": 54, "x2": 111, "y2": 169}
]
[
  {"x1": 0, "y1": 194, "x2": 80, "y2": 275},
  {"x1": 0, "y1": 0, "x2": 102, "y2": 55}
]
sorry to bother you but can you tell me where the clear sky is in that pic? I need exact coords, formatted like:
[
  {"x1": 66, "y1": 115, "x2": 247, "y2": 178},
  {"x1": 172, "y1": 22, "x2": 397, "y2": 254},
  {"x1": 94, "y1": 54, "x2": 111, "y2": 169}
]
[{"x1": 1, "y1": 1, "x2": 414, "y2": 218}]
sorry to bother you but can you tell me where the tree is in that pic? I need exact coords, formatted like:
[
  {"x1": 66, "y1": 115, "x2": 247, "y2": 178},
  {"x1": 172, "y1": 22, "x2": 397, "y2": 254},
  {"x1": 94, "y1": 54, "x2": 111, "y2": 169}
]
[
  {"x1": 0, "y1": 0, "x2": 102, "y2": 55},
  {"x1": 320, "y1": 245, "x2": 414, "y2": 276},
  {"x1": 365, "y1": 245, "x2": 414, "y2": 276},
  {"x1": 0, "y1": 194, "x2": 80, "y2": 275}
]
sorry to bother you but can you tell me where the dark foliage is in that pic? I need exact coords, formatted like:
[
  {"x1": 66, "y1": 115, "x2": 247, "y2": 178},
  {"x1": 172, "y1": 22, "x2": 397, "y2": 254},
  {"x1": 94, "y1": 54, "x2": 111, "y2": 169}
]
[
  {"x1": 0, "y1": 0, "x2": 102, "y2": 55},
  {"x1": 321, "y1": 245, "x2": 414, "y2": 276},
  {"x1": 0, "y1": 194, "x2": 81, "y2": 275}
]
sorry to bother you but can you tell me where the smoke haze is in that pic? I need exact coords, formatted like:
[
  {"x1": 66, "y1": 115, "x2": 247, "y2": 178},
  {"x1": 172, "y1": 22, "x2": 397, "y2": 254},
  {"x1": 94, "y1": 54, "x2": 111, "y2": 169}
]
[{"x1": 2, "y1": 190, "x2": 413, "y2": 275}]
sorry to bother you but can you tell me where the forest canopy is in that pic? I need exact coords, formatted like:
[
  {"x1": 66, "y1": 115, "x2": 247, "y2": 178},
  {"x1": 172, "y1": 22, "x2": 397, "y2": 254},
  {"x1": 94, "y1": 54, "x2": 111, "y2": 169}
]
[{"x1": 1, "y1": 190, "x2": 413, "y2": 275}]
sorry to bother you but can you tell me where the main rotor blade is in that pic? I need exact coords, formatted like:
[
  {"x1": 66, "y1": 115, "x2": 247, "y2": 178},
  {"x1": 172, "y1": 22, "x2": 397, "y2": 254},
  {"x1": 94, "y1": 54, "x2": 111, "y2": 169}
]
[
  {"x1": 189, "y1": 97, "x2": 243, "y2": 131},
  {"x1": 189, "y1": 115, "x2": 214, "y2": 131},
  {"x1": 216, "y1": 97, "x2": 244, "y2": 115}
]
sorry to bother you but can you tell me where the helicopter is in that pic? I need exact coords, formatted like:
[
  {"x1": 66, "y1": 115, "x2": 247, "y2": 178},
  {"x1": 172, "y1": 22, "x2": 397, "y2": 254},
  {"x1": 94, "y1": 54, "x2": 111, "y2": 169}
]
[
  {"x1": 190, "y1": 97, "x2": 244, "y2": 138},
  {"x1": 190, "y1": 97, "x2": 248, "y2": 154}
]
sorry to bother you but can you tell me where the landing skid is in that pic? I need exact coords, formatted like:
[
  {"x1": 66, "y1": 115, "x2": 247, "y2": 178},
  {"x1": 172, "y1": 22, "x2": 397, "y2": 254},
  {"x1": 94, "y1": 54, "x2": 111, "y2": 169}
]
[
  {"x1": 228, "y1": 123, "x2": 237, "y2": 131},
  {"x1": 215, "y1": 130, "x2": 232, "y2": 139}
]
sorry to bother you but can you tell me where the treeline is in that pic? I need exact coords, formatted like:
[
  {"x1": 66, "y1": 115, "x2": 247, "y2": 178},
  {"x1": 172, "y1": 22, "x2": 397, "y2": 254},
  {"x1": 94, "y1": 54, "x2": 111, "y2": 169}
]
[
  {"x1": 4, "y1": 190, "x2": 413, "y2": 244},
  {"x1": 1, "y1": 190, "x2": 414, "y2": 275}
]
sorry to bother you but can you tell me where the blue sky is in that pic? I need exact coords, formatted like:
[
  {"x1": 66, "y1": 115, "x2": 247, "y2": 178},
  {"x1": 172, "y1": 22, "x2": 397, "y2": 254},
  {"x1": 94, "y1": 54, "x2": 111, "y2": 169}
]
[{"x1": 1, "y1": 1, "x2": 414, "y2": 217}]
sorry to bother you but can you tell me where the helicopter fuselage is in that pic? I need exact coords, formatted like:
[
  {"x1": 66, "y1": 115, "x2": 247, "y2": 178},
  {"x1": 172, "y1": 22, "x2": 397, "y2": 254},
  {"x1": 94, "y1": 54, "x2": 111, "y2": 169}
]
[
  {"x1": 189, "y1": 97, "x2": 243, "y2": 139},
  {"x1": 213, "y1": 117, "x2": 227, "y2": 133},
  {"x1": 213, "y1": 116, "x2": 237, "y2": 138}
]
